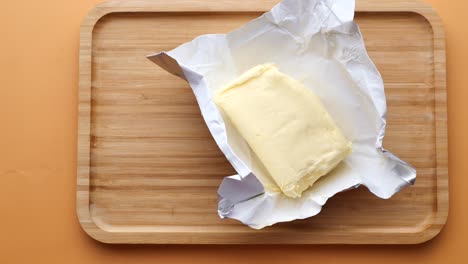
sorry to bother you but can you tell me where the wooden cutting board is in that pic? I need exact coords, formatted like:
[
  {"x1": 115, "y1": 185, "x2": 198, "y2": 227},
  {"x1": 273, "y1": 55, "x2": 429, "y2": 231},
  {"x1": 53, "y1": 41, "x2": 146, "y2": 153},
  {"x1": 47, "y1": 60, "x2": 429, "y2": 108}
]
[{"x1": 77, "y1": 0, "x2": 448, "y2": 244}]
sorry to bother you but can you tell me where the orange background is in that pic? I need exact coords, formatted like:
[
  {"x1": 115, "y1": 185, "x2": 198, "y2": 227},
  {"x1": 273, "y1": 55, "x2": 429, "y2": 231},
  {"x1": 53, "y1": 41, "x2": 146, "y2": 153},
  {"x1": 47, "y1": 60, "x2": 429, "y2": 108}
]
[{"x1": 1, "y1": 0, "x2": 467, "y2": 263}]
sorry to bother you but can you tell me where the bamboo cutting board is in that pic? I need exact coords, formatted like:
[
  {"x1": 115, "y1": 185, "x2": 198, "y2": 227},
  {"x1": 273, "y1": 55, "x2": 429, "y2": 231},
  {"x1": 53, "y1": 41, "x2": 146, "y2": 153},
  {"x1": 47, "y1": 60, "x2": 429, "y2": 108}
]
[{"x1": 77, "y1": 0, "x2": 448, "y2": 244}]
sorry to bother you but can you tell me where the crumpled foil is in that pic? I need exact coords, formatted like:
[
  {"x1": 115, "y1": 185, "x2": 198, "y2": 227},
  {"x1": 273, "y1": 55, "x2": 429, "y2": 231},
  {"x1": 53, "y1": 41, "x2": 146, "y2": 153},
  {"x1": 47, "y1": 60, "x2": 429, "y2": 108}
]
[{"x1": 148, "y1": 0, "x2": 416, "y2": 229}]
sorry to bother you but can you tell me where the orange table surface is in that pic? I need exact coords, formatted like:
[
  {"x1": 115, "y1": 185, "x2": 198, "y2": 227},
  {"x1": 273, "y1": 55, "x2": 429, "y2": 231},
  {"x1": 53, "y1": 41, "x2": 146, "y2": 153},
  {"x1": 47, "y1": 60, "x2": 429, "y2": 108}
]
[{"x1": 1, "y1": 0, "x2": 467, "y2": 263}]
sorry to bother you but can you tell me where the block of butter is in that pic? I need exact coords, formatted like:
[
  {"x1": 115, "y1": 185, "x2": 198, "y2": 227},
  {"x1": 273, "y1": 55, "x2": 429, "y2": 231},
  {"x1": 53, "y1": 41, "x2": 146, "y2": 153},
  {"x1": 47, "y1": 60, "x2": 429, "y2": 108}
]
[{"x1": 214, "y1": 64, "x2": 352, "y2": 198}]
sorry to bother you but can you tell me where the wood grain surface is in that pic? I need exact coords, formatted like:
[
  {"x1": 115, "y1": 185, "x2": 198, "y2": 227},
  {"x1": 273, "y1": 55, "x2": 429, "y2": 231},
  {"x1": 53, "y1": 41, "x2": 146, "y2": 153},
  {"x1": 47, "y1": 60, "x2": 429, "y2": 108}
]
[{"x1": 77, "y1": 0, "x2": 447, "y2": 244}]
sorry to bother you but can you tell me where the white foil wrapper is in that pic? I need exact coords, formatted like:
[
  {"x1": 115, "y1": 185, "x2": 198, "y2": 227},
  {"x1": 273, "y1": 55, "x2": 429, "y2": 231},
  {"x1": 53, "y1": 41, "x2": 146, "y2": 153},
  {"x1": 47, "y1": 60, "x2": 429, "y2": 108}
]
[{"x1": 148, "y1": 0, "x2": 416, "y2": 229}]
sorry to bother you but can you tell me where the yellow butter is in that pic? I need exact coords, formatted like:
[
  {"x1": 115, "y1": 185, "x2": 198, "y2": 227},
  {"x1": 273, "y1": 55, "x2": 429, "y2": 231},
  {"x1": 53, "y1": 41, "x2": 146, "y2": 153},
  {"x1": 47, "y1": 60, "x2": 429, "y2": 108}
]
[{"x1": 214, "y1": 64, "x2": 352, "y2": 198}]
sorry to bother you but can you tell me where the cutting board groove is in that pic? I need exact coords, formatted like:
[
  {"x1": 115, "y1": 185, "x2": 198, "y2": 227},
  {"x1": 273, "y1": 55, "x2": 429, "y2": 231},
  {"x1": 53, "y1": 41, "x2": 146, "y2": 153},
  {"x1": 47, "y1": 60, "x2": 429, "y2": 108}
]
[{"x1": 77, "y1": 0, "x2": 448, "y2": 244}]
